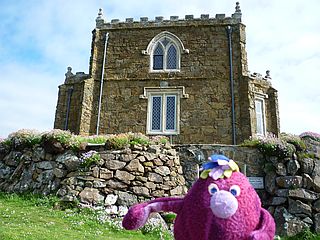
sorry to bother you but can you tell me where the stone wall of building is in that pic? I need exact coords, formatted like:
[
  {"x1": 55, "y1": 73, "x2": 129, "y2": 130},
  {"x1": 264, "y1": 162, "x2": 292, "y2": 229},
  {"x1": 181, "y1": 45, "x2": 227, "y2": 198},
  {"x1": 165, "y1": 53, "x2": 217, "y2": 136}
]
[
  {"x1": 54, "y1": 73, "x2": 94, "y2": 135},
  {"x1": 54, "y1": 8, "x2": 280, "y2": 144},
  {"x1": 88, "y1": 14, "x2": 251, "y2": 145}
]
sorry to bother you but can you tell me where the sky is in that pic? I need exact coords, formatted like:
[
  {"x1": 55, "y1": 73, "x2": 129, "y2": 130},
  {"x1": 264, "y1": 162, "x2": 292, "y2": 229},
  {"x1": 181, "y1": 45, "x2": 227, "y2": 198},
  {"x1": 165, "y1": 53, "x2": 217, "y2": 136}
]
[{"x1": 0, "y1": 0, "x2": 319, "y2": 138}]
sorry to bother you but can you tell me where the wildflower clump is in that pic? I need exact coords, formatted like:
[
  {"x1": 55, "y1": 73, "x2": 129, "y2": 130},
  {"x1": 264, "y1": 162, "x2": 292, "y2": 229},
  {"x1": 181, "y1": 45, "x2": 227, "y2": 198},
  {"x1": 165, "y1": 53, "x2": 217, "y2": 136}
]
[
  {"x1": 300, "y1": 132, "x2": 320, "y2": 142},
  {"x1": 105, "y1": 134, "x2": 130, "y2": 150},
  {"x1": 280, "y1": 133, "x2": 306, "y2": 152},
  {"x1": 242, "y1": 133, "x2": 295, "y2": 159},
  {"x1": 5, "y1": 129, "x2": 42, "y2": 149},
  {"x1": 79, "y1": 150, "x2": 101, "y2": 168},
  {"x1": 2, "y1": 129, "x2": 170, "y2": 152},
  {"x1": 105, "y1": 132, "x2": 155, "y2": 149},
  {"x1": 0, "y1": 137, "x2": 11, "y2": 151},
  {"x1": 149, "y1": 135, "x2": 169, "y2": 145},
  {"x1": 128, "y1": 132, "x2": 150, "y2": 146},
  {"x1": 41, "y1": 129, "x2": 73, "y2": 147}
]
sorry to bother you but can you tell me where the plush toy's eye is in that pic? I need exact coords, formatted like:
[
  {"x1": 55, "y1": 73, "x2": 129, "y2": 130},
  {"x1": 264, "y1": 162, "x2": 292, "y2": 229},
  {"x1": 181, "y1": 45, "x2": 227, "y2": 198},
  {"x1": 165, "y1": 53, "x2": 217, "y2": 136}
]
[
  {"x1": 208, "y1": 183, "x2": 219, "y2": 195},
  {"x1": 229, "y1": 185, "x2": 241, "y2": 197}
]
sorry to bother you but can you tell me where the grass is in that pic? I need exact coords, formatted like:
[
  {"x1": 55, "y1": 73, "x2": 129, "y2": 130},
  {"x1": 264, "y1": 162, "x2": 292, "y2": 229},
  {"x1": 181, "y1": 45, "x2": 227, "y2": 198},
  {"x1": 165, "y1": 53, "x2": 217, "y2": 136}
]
[
  {"x1": 0, "y1": 192, "x2": 173, "y2": 240},
  {"x1": 2, "y1": 192, "x2": 320, "y2": 240}
]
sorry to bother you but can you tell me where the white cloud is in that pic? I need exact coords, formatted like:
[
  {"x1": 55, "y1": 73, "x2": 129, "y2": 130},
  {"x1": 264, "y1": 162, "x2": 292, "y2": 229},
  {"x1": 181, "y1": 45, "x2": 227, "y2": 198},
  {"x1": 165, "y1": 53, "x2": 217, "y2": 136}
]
[{"x1": 0, "y1": 63, "x2": 58, "y2": 137}]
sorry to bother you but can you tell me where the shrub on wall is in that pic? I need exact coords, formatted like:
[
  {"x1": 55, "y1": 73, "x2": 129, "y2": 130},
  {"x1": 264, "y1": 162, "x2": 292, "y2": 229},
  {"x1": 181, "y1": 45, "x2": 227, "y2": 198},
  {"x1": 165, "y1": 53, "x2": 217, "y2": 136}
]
[
  {"x1": 4, "y1": 129, "x2": 42, "y2": 149},
  {"x1": 281, "y1": 133, "x2": 306, "y2": 152},
  {"x1": 0, "y1": 129, "x2": 169, "y2": 152},
  {"x1": 300, "y1": 132, "x2": 320, "y2": 142},
  {"x1": 241, "y1": 133, "x2": 307, "y2": 159},
  {"x1": 79, "y1": 150, "x2": 101, "y2": 168},
  {"x1": 42, "y1": 129, "x2": 73, "y2": 147}
]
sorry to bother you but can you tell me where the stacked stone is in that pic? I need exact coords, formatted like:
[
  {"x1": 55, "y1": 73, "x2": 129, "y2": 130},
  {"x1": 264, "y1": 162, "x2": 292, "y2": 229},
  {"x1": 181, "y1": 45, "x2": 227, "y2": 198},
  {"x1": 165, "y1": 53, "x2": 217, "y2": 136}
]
[
  {"x1": 58, "y1": 145, "x2": 187, "y2": 216},
  {"x1": 0, "y1": 143, "x2": 187, "y2": 217},
  {"x1": 0, "y1": 147, "x2": 61, "y2": 195},
  {"x1": 264, "y1": 141, "x2": 320, "y2": 236}
]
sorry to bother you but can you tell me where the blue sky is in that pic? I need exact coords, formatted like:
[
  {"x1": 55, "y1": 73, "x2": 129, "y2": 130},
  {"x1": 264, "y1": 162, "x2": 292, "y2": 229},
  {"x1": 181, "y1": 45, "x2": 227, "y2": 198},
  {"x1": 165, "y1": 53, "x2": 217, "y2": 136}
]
[{"x1": 0, "y1": 0, "x2": 319, "y2": 138}]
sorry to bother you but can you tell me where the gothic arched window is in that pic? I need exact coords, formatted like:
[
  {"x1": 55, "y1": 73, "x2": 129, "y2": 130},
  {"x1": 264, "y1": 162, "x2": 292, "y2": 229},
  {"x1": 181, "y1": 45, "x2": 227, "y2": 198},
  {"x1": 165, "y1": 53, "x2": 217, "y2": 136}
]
[
  {"x1": 143, "y1": 31, "x2": 189, "y2": 72},
  {"x1": 152, "y1": 37, "x2": 178, "y2": 70}
]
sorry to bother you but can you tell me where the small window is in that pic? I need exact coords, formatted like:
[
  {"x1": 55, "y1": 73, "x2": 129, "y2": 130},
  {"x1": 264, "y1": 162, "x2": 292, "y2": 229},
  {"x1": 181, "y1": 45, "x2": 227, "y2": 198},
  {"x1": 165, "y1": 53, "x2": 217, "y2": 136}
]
[
  {"x1": 153, "y1": 44, "x2": 164, "y2": 70},
  {"x1": 149, "y1": 94, "x2": 178, "y2": 134},
  {"x1": 255, "y1": 98, "x2": 266, "y2": 135},
  {"x1": 151, "y1": 38, "x2": 178, "y2": 71},
  {"x1": 167, "y1": 45, "x2": 177, "y2": 69},
  {"x1": 143, "y1": 31, "x2": 189, "y2": 72},
  {"x1": 151, "y1": 96, "x2": 162, "y2": 130},
  {"x1": 165, "y1": 96, "x2": 176, "y2": 130},
  {"x1": 140, "y1": 86, "x2": 189, "y2": 136}
]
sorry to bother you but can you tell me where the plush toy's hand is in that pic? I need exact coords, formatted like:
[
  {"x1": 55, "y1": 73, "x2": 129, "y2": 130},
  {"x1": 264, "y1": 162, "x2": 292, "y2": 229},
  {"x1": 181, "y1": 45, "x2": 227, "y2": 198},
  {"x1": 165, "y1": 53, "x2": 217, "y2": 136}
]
[
  {"x1": 249, "y1": 208, "x2": 275, "y2": 240},
  {"x1": 122, "y1": 203, "x2": 149, "y2": 230},
  {"x1": 249, "y1": 232, "x2": 271, "y2": 240},
  {"x1": 122, "y1": 197, "x2": 184, "y2": 230}
]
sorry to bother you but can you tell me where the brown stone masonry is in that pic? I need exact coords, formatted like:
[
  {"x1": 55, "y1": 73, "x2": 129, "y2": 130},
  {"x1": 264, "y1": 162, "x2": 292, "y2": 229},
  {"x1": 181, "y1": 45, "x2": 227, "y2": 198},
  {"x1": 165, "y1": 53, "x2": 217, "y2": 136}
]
[{"x1": 54, "y1": 5, "x2": 280, "y2": 144}]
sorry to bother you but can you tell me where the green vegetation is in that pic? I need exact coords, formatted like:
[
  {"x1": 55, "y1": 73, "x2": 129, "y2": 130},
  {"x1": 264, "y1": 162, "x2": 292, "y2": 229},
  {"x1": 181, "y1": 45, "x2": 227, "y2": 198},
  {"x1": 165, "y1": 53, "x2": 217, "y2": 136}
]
[
  {"x1": 281, "y1": 133, "x2": 306, "y2": 152},
  {"x1": 0, "y1": 192, "x2": 173, "y2": 240},
  {"x1": 281, "y1": 228, "x2": 320, "y2": 240},
  {"x1": 42, "y1": 129, "x2": 74, "y2": 147},
  {"x1": 105, "y1": 132, "x2": 157, "y2": 149},
  {"x1": 0, "y1": 129, "x2": 169, "y2": 152},
  {"x1": 105, "y1": 133, "x2": 131, "y2": 149},
  {"x1": 241, "y1": 133, "x2": 307, "y2": 159},
  {"x1": 300, "y1": 132, "x2": 320, "y2": 142},
  {"x1": 3, "y1": 129, "x2": 42, "y2": 149},
  {"x1": 162, "y1": 213, "x2": 176, "y2": 224},
  {"x1": 79, "y1": 150, "x2": 101, "y2": 168}
]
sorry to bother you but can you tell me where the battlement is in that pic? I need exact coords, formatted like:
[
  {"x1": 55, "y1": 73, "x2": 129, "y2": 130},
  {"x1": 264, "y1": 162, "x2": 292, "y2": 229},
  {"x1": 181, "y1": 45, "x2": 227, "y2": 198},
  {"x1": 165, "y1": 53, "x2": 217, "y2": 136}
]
[{"x1": 95, "y1": 2, "x2": 242, "y2": 29}]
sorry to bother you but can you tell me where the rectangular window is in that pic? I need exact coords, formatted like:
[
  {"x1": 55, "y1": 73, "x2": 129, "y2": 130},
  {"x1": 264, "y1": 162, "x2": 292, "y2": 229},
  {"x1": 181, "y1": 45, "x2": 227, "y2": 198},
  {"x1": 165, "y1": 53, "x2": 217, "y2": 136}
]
[
  {"x1": 151, "y1": 96, "x2": 162, "y2": 131},
  {"x1": 165, "y1": 96, "x2": 176, "y2": 130},
  {"x1": 255, "y1": 99, "x2": 266, "y2": 135},
  {"x1": 153, "y1": 55, "x2": 163, "y2": 70},
  {"x1": 148, "y1": 94, "x2": 178, "y2": 134}
]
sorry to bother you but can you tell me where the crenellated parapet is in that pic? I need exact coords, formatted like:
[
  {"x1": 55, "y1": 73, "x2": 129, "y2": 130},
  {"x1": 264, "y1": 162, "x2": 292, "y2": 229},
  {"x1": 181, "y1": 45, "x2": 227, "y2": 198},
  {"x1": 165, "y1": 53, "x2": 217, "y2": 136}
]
[{"x1": 95, "y1": 2, "x2": 242, "y2": 29}]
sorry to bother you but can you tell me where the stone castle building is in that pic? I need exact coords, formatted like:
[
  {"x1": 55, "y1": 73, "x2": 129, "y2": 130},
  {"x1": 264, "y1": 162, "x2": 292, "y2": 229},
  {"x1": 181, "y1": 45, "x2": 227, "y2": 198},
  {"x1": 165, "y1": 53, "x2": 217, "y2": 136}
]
[{"x1": 54, "y1": 3, "x2": 280, "y2": 144}]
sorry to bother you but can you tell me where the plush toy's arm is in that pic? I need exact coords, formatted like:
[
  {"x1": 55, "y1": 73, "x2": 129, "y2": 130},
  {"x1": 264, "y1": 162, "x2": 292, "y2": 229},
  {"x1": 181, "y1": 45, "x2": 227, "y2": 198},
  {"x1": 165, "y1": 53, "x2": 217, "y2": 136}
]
[
  {"x1": 122, "y1": 197, "x2": 184, "y2": 230},
  {"x1": 249, "y1": 208, "x2": 276, "y2": 240}
]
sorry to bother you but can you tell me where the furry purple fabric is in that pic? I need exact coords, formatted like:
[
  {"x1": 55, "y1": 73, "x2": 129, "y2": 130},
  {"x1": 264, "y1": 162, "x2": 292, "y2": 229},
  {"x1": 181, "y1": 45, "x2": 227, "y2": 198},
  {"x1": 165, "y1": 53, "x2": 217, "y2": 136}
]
[{"x1": 122, "y1": 171, "x2": 275, "y2": 240}]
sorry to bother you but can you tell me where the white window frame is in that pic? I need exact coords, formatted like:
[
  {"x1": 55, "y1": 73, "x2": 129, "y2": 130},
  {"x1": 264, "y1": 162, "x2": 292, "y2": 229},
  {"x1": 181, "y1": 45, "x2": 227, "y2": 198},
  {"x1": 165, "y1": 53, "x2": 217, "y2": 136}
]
[
  {"x1": 142, "y1": 31, "x2": 189, "y2": 73},
  {"x1": 255, "y1": 97, "x2": 267, "y2": 136},
  {"x1": 148, "y1": 94, "x2": 178, "y2": 134},
  {"x1": 140, "y1": 86, "x2": 189, "y2": 135}
]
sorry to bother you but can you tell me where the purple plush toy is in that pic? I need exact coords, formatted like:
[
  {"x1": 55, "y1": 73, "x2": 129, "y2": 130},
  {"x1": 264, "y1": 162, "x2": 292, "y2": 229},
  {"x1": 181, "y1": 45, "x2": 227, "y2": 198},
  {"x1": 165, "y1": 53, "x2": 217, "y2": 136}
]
[{"x1": 122, "y1": 154, "x2": 275, "y2": 240}]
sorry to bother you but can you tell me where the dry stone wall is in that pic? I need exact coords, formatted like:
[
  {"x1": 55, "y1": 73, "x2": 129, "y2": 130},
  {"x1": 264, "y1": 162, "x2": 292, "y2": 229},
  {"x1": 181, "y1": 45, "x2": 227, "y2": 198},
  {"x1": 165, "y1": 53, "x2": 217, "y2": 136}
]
[
  {"x1": 263, "y1": 138, "x2": 320, "y2": 236},
  {"x1": 0, "y1": 143, "x2": 187, "y2": 216},
  {"x1": 175, "y1": 144, "x2": 265, "y2": 188},
  {"x1": 1, "y1": 138, "x2": 320, "y2": 236}
]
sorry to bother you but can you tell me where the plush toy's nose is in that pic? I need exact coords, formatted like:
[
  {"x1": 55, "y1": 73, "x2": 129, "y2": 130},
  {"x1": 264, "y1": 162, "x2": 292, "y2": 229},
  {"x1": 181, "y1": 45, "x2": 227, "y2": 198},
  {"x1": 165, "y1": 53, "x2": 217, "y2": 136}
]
[{"x1": 210, "y1": 190, "x2": 238, "y2": 219}]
